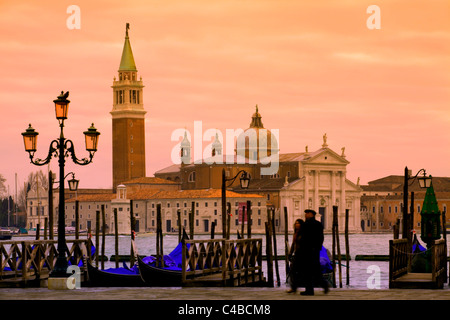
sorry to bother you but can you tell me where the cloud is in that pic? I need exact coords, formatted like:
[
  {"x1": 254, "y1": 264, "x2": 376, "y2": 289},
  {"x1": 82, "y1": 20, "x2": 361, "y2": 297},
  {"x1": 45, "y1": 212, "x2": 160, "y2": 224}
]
[{"x1": 0, "y1": 0, "x2": 449, "y2": 190}]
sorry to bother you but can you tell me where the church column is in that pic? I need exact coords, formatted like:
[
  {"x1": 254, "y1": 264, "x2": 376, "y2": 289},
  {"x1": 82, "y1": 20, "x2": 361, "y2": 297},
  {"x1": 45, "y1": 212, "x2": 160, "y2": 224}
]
[
  {"x1": 331, "y1": 170, "x2": 336, "y2": 206},
  {"x1": 304, "y1": 171, "x2": 309, "y2": 211},
  {"x1": 314, "y1": 170, "x2": 319, "y2": 212},
  {"x1": 340, "y1": 171, "x2": 346, "y2": 229}
]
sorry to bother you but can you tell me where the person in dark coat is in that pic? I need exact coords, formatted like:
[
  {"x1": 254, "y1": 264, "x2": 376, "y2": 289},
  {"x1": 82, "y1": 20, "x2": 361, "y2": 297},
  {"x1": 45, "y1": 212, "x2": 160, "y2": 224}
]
[
  {"x1": 297, "y1": 209, "x2": 329, "y2": 295},
  {"x1": 286, "y1": 219, "x2": 304, "y2": 293}
]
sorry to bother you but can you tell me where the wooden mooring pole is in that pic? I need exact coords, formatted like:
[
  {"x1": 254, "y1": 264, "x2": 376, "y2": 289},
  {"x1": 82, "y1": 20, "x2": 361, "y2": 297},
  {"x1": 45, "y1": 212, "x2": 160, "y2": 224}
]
[
  {"x1": 75, "y1": 200, "x2": 79, "y2": 240},
  {"x1": 130, "y1": 200, "x2": 136, "y2": 266},
  {"x1": 247, "y1": 200, "x2": 252, "y2": 239},
  {"x1": 332, "y1": 205, "x2": 343, "y2": 288},
  {"x1": 271, "y1": 208, "x2": 280, "y2": 287},
  {"x1": 156, "y1": 203, "x2": 164, "y2": 268},
  {"x1": 345, "y1": 209, "x2": 350, "y2": 286},
  {"x1": 241, "y1": 206, "x2": 245, "y2": 239},
  {"x1": 114, "y1": 208, "x2": 119, "y2": 268},
  {"x1": 211, "y1": 221, "x2": 216, "y2": 239},
  {"x1": 48, "y1": 170, "x2": 54, "y2": 240},
  {"x1": 265, "y1": 208, "x2": 274, "y2": 287},
  {"x1": 442, "y1": 207, "x2": 447, "y2": 284},
  {"x1": 226, "y1": 203, "x2": 231, "y2": 240},
  {"x1": 177, "y1": 209, "x2": 181, "y2": 243},
  {"x1": 95, "y1": 210, "x2": 100, "y2": 267},
  {"x1": 265, "y1": 222, "x2": 274, "y2": 287},
  {"x1": 190, "y1": 202, "x2": 195, "y2": 240},
  {"x1": 101, "y1": 204, "x2": 106, "y2": 270},
  {"x1": 35, "y1": 223, "x2": 40, "y2": 240},
  {"x1": 44, "y1": 218, "x2": 48, "y2": 240},
  {"x1": 284, "y1": 207, "x2": 289, "y2": 280}
]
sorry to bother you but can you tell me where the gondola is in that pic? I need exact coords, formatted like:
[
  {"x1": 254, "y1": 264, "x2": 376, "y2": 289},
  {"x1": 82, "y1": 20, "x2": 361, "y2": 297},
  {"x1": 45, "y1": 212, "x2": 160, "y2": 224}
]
[
  {"x1": 138, "y1": 257, "x2": 183, "y2": 287},
  {"x1": 319, "y1": 246, "x2": 334, "y2": 286},
  {"x1": 138, "y1": 230, "x2": 189, "y2": 287},
  {"x1": 87, "y1": 260, "x2": 146, "y2": 287},
  {"x1": 86, "y1": 235, "x2": 147, "y2": 287}
]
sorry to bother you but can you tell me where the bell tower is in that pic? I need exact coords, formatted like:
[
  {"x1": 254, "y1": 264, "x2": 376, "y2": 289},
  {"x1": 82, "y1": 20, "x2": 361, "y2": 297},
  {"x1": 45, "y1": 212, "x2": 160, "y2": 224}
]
[
  {"x1": 111, "y1": 23, "x2": 146, "y2": 190},
  {"x1": 180, "y1": 131, "x2": 191, "y2": 165}
]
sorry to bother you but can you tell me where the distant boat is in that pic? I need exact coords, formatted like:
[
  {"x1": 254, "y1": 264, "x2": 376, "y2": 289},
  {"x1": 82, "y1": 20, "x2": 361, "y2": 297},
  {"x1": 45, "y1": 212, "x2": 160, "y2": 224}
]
[
  {"x1": 0, "y1": 228, "x2": 12, "y2": 240},
  {"x1": 23, "y1": 226, "x2": 87, "y2": 236},
  {"x1": 24, "y1": 227, "x2": 45, "y2": 236}
]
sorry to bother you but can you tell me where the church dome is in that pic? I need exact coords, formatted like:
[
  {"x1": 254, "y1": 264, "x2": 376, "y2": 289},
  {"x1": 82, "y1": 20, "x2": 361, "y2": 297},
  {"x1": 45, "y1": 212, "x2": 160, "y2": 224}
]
[{"x1": 235, "y1": 105, "x2": 278, "y2": 161}]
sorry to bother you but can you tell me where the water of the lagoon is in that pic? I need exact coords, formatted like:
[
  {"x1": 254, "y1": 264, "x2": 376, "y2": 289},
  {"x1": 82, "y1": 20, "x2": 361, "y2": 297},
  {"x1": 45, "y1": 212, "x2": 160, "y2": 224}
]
[{"x1": 7, "y1": 232, "x2": 447, "y2": 290}]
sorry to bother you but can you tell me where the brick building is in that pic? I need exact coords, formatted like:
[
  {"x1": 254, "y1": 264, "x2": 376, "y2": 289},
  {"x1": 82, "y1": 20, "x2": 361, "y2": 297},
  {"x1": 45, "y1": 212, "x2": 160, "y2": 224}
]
[{"x1": 360, "y1": 175, "x2": 450, "y2": 232}]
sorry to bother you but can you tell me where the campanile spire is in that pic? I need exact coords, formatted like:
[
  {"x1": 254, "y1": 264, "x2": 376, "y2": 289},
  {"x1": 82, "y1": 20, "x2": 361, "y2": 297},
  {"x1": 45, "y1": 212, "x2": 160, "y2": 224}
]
[
  {"x1": 111, "y1": 23, "x2": 146, "y2": 190},
  {"x1": 119, "y1": 23, "x2": 137, "y2": 72}
]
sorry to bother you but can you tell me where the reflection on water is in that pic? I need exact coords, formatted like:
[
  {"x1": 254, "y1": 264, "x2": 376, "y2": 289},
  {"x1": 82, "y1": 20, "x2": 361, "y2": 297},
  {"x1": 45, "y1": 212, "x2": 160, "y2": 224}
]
[{"x1": 8, "y1": 232, "x2": 447, "y2": 289}]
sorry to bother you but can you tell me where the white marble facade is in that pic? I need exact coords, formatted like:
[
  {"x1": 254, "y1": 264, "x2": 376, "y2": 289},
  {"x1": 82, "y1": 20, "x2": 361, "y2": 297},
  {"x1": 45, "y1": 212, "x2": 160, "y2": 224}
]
[{"x1": 280, "y1": 147, "x2": 361, "y2": 232}]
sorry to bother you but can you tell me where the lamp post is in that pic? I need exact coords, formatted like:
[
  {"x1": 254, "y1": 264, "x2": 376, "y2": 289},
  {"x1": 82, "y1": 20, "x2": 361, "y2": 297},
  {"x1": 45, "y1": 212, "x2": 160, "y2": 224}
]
[
  {"x1": 21, "y1": 91, "x2": 100, "y2": 278},
  {"x1": 420, "y1": 176, "x2": 440, "y2": 249},
  {"x1": 402, "y1": 166, "x2": 432, "y2": 246},
  {"x1": 221, "y1": 169, "x2": 250, "y2": 239}
]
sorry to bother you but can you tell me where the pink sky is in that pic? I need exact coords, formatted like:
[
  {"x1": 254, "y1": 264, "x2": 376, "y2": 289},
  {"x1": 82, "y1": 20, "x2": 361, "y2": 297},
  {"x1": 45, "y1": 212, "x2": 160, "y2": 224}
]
[{"x1": 0, "y1": 0, "x2": 449, "y2": 192}]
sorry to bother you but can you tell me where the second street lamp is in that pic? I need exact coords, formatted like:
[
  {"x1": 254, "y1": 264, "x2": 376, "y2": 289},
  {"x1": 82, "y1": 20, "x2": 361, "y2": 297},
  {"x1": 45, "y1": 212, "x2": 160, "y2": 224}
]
[
  {"x1": 21, "y1": 91, "x2": 100, "y2": 279},
  {"x1": 67, "y1": 172, "x2": 80, "y2": 192},
  {"x1": 402, "y1": 166, "x2": 432, "y2": 246},
  {"x1": 221, "y1": 169, "x2": 250, "y2": 239}
]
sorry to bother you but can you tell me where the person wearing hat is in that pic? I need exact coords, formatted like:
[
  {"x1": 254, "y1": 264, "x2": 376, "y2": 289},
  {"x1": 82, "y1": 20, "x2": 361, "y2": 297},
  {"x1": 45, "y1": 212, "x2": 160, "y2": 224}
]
[
  {"x1": 297, "y1": 209, "x2": 329, "y2": 295},
  {"x1": 286, "y1": 218, "x2": 305, "y2": 293}
]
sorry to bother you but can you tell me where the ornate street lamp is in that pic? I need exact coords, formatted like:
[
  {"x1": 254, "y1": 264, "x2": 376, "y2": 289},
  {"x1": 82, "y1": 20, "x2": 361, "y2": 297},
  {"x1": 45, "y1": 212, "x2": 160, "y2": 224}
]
[
  {"x1": 418, "y1": 173, "x2": 432, "y2": 189},
  {"x1": 402, "y1": 167, "x2": 431, "y2": 244},
  {"x1": 21, "y1": 91, "x2": 100, "y2": 278},
  {"x1": 67, "y1": 172, "x2": 80, "y2": 192},
  {"x1": 221, "y1": 169, "x2": 250, "y2": 239}
]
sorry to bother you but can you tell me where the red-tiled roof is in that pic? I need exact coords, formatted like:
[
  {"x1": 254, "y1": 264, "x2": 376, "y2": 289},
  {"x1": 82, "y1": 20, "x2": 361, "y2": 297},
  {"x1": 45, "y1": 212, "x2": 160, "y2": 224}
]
[
  {"x1": 121, "y1": 176, "x2": 178, "y2": 185},
  {"x1": 66, "y1": 189, "x2": 263, "y2": 203},
  {"x1": 137, "y1": 189, "x2": 263, "y2": 200},
  {"x1": 66, "y1": 193, "x2": 115, "y2": 203}
]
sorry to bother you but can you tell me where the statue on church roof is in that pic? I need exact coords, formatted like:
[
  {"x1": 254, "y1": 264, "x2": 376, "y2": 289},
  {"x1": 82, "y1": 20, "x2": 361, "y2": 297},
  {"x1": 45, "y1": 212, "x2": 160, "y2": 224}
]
[{"x1": 322, "y1": 133, "x2": 328, "y2": 148}]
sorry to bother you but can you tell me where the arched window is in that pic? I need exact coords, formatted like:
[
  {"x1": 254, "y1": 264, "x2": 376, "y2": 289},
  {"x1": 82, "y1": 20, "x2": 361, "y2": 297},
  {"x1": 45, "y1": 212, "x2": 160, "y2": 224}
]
[{"x1": 188, "y1": 172, "x2": 196, "y2": 182}]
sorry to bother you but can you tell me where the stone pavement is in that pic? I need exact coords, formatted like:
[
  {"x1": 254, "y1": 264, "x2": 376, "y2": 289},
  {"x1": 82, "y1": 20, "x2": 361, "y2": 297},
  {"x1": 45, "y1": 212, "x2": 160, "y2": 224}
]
[
  {"x1": 1, "y1": 286, "x2": 448, "y2": 319},
  {"x1": 1, "y1": 285, "x2": 450, "y2": 300}
]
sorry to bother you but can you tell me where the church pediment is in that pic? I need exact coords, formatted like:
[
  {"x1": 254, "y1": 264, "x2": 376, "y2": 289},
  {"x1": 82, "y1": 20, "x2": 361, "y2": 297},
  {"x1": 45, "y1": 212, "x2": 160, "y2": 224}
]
[
  {"x1": 346, "y1": 179, "x2": 363, "y2": 192},
  {"x1": 302, "y1": 148, "x2": 349, "y2": 165}
]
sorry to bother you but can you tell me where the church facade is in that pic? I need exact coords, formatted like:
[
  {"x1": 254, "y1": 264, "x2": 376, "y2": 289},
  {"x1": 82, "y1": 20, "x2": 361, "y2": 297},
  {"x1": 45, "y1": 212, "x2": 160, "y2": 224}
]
[
  {"x1": 155, "y1": 108, "x2": 362, "y2": 233},
  {"x1": 278, "y1": 147, "x2": 361, "y2": 233}
]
